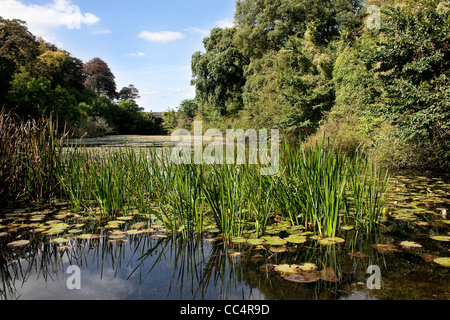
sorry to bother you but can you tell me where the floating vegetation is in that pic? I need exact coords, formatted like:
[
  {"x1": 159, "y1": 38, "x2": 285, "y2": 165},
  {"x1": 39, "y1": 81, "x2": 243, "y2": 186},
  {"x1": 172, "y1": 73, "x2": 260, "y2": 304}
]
[
  {"x1": 430, "y1": 235, "x2": 450, "y2": 242},
  {"x1": 7, "y1": 240, "x2": 30, "y2": 248},
  {"x1": 433, "y1": 257, "x2": 450, "y2": 268},
  {"x1": 318, "y1": 237, "x2": 345, "y2": 245},
  {"x1": 399, "y1": 241, "x2": 422, "y2": 249}
]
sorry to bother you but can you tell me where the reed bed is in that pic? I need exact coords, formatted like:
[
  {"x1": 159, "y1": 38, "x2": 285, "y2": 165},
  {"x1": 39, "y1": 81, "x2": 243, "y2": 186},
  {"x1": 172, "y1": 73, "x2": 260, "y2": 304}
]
[{"x1": 1, "y1": 112, "x2": 389, "y2": 240}]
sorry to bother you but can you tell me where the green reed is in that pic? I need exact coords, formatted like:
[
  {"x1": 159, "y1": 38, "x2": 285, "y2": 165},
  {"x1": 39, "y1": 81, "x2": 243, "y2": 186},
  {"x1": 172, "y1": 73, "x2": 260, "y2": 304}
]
[
  {"x1": 2, "y1": 112, "x2": 389, "y2": 240},
  {"x1": 0, "y1": 111, "x2": 67, "y2": 207}
]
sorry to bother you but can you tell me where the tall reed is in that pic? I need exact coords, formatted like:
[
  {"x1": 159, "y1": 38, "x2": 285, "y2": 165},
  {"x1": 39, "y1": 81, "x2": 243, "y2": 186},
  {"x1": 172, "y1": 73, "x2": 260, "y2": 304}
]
[{"x1": 0, "y1": 111, "x2": 67, "y2": 207}]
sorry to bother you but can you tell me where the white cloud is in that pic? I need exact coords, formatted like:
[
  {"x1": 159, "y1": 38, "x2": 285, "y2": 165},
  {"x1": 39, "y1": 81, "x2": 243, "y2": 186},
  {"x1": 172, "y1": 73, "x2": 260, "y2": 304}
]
[
  {"x1": 126, "y1": 51, "x2": 145, "y2": 57},
  {"x1": 139, "y1": 30, "x2": 185, "y2": 43},
  {"x1": 216, "y1": 17, "x2": 235, "y2": 29},
  {"x1": 183, "y1": 27, "x2": 210, "y2": 36},
  {"x1": 0, "y1": 0, "x2": 99, "y2": 41},
  {"x1": 92, "y1": 29, "x2": 112, "y2": 35},
  {"x1": 167, "y1": 88, "x2": 182, "y2": 92}
]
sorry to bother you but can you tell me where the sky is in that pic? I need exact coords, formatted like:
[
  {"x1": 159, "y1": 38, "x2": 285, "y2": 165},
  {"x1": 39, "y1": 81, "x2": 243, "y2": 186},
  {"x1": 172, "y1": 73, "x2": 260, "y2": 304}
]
[{"x1": 0, "y1": 0, "x2": 237, "y2": 112}]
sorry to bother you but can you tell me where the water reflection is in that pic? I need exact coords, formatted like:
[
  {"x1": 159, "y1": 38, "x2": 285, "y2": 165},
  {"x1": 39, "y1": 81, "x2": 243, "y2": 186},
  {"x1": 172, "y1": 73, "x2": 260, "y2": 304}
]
[{"x1": 1, "y1": 173, "x2": 449, "y2": 300}]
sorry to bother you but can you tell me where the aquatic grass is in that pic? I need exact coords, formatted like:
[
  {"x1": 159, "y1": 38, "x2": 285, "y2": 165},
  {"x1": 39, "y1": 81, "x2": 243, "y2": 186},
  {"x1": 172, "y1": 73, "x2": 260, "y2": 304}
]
[
  {"x1": 201, "y1": 163, "x2": 247, "y2": 239},
  {"x1": 0, "y1": 111, "x2": 68, "y2": 207}
]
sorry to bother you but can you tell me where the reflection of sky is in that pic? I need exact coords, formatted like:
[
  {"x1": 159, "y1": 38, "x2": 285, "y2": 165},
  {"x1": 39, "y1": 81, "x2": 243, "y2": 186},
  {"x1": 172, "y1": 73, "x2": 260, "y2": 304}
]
[{"x1": 5, "y1": 238, "x2": 265, "y2": 300}]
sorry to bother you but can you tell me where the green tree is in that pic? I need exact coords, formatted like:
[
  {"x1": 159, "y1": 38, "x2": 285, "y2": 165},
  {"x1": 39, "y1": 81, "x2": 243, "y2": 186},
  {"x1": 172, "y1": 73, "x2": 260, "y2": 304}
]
[
  {"x1": 233, "y1": 0, "x2": 364, "y2": 59},
  {"x1": 365, "y1": 0, "x2": 450, "y2": 166},
  {"x1": 241, "y1": 27, "x2": 335, "y2": 138},
  {"x1": 0, "y1": 17, "x2": 39, "y2": 106},
  {"x1": 191, "y1": 27, "x2": 248, "y2": 116}
]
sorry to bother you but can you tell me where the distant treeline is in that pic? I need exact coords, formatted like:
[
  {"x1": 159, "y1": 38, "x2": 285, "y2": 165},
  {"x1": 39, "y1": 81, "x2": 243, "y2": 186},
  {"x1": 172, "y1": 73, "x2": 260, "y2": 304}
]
[
  {"x1": 165, "y1": 0, "x2": 450, "y2": 171},
  {"x1": 0, "y1": 17, "x2": 164, "y2": 137}
]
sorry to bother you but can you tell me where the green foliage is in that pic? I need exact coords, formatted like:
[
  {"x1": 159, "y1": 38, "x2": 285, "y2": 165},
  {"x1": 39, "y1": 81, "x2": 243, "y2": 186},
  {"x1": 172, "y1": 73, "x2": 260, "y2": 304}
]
[
  {"x1": 0, "y1": 16, "x2": 163, "y2": 136},
  {"x1": 240, "y1": 27, "x2": 335, "y2": 138},
  {"x1": 191, "y1": 27, "x2": 248, "y2": 116}
]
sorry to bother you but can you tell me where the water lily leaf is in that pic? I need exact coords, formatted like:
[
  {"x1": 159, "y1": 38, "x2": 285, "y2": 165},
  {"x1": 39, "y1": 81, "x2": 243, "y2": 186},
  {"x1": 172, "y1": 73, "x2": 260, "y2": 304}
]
[
  {"x1": 274, "y1": 264, "x2": 298, "y2": 274},
  {"x1": 0, "y1": 232, "x2": 8, "y2": 237},
  {"x1": 399, "y1": 241, "x2": 422, "y2": 248},
  {"x1": 77, "y1": 234, "x2": 102, "y2": 240},
  {"x1": 7, "y1": 240, "x2": 30, "y2": 247},
  {"x1": 50, "y1": 237, "x2": 70, "y2": 244},
  {"x1": 284, "y1": 235, "x2": 307, "y2": 244},
  {"x1": 231, "y1": 236, "x2": 247, "y2": 243},
  {"x1": 320, "y1": 267, "x2": 339, "y2": 282},
  {"x1": 433, "y1": 257, "x2": 450, "y2": 267},
  {"x1": 116, "y1": 216, "x2": 133, "y2": 221},
  {"x1": 373, "y1": 244, "x2": 402, "y2": 253},
  {"x1": 319, "y1": 237, "x2": 345, "y2": 245},
  {"x1": 126, "y1": 229, "x2": 144, "y2": 235},
  {"x1": 341, "y1": 225, "x2": 354, "y2": 231},
  {"x1": 109, "y1": 233, "x2": 126, "y2": 239},
  {"x1": 269, "y1": 246, "x2": 287, "y2": 253},
  {"x1": 430, "y1": 235, "x2": 450, "y2": 242},
  {"x1": 297, "y1": 263, "x2": 318, "y2": 272},
  {"x1": 348, "y1": 251, "x2": 368, "y2": 258},
  {"x1": 246, "y1": 238, "x2": 265, "y2": 245},
  {"x1": 131, "y1": 222, "x2": 147, "y2": 229},
  {"x1": 265, "y1": 237, "x2": 287, "y2": 246},
  {"x1": 281, "y1": 271, "x2": 320, "y2": 283}
]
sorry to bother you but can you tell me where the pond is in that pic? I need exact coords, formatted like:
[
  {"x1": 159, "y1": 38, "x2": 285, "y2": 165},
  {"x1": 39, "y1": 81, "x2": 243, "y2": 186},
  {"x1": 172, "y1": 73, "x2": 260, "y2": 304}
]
[
  {"x1": 1, "y1": 136, "x2": 449, "y2": 301},
  {"x1": 1, "y1": 173, "x2": 449, "y2": 301}
]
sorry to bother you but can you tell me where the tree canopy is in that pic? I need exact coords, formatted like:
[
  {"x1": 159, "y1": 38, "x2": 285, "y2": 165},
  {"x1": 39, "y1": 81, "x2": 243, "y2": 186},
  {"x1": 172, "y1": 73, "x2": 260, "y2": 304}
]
[
  {"x1": 0, "y1": 17, "x2": 164, "y2": 137},
  {"x1": 184, "y1": 0, "x2": 450, "y2": 170}
]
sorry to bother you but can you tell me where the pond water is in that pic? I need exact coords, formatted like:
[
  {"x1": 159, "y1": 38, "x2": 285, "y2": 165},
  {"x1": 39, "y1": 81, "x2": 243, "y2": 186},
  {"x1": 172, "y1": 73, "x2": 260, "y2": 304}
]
[
  {"x1": 1, "y1": 136, "x2": 449, "y2": 300},
  {"x1": 1, "y1": 171, "x2": 449, "y2": 301}
]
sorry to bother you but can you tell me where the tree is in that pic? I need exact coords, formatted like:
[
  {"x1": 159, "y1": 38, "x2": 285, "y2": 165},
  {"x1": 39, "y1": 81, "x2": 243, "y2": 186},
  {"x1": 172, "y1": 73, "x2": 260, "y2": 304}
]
[
  {"x1": 118, "y1": 84, "x2": 140, "y2": 104},
  {"x1": 241, "y1": 27, "x2": 335, "y2": 137},
  {"x1": 82, "y1": 57, "x2": 117, "y2": 99},
  {"x1": 0, "y1": 17, "x2": 39, "y2": 105},
  {"x1": 365, "y1": 0, "x2": 450, "y2": 166},
  {"x1": 191, "y1": 27, "x2": 248, "y2": 116},
  {"x1": 233, "y1": 0, "x2": 364, "y2": 59}
]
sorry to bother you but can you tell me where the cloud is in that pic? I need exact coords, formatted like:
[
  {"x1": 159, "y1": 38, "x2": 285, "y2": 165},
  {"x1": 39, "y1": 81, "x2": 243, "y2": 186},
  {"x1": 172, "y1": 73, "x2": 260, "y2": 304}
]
[
  {"x1": 0, "y1": 0, "x2": 99, "y2": 40},
  {"x1": 167, "y1": 88, "x2": 182, "y2": 92},
  {"x1": 92, "y1": 29, "x2": 112, "y2": 35},
  {"x1": 139, "y1": 30, "x2": 185, "y2": 43},
  {"x1": 126, "y1": 51, "x2": 145, "y2": 57},
  {"x1": 216, "y1": 17, "x2": 235, "y2": 29},
  {"x1": 183, "y1": 27, "x2": 210, "y2": 36}
]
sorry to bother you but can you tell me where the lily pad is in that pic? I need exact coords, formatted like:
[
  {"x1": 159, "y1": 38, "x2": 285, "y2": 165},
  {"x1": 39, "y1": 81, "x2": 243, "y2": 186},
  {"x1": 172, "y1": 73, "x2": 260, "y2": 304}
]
[
  {"x1": 7, "y1": 240, "x2": 30, "y2": 247},
  {"x1": 341, "y1": 225, "x2": 354, "y2": 231},
  {"x1": 265, "y1": 237, "x2": 287, "y2": 246},
  {"x1": 246, "y1": 238, "x2": 265, "y2": 246},
  {"x1": 126, "y1": 229, "x2": 144, "y2": 235},
  {"x1": 433, "y1": 257, "x2": 450, "y2": 268},
  {"x1": 399, "y1": 241, "x2": 422, "y2": 248},
  {"x1": 373, "y1": 244, "x2": 402, "y2": 253},
  {"x1": 320, "y1": 267, "x2": 339, "y2": 282},
  {"x1": 76, "y1": 234, "x2": 102, "y2": 240},
  {"x1": 284, "y1": 235, "x2": 307, "y2": 244},
  {"x1": 297, "y1": 263, "x2": 318, "y2": 272},
  {"x1": 231, "y1": 236, "x2": 247, "y2": 244},
  {"x1": 281, "y1": 271, "x2": 320, "y2": 283},
  {"x1": 319, "y1": 237, "x2": 345, "y2": 245},
  {"x1": 116, "y1": 216, "x2": 134, "y2": 221},
  {"x1": 274, "y1": 264, "x2": 297, "y2": 274},
  {"x1": 50, "y1": 237, "x2": 71, "y2": 244},
  {"x1": 430, "y1": 235, "x2": 450, "y2": 242},
  {"x1": 269, "y1": 246, "x2": 287, "y2": 253}
]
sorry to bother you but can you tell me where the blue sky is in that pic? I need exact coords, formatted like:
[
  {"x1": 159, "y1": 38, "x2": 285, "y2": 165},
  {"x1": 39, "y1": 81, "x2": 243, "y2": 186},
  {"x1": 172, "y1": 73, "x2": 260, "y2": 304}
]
[{"x1": 0, "y1": 0, "x2": 237, "y2": 112}]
